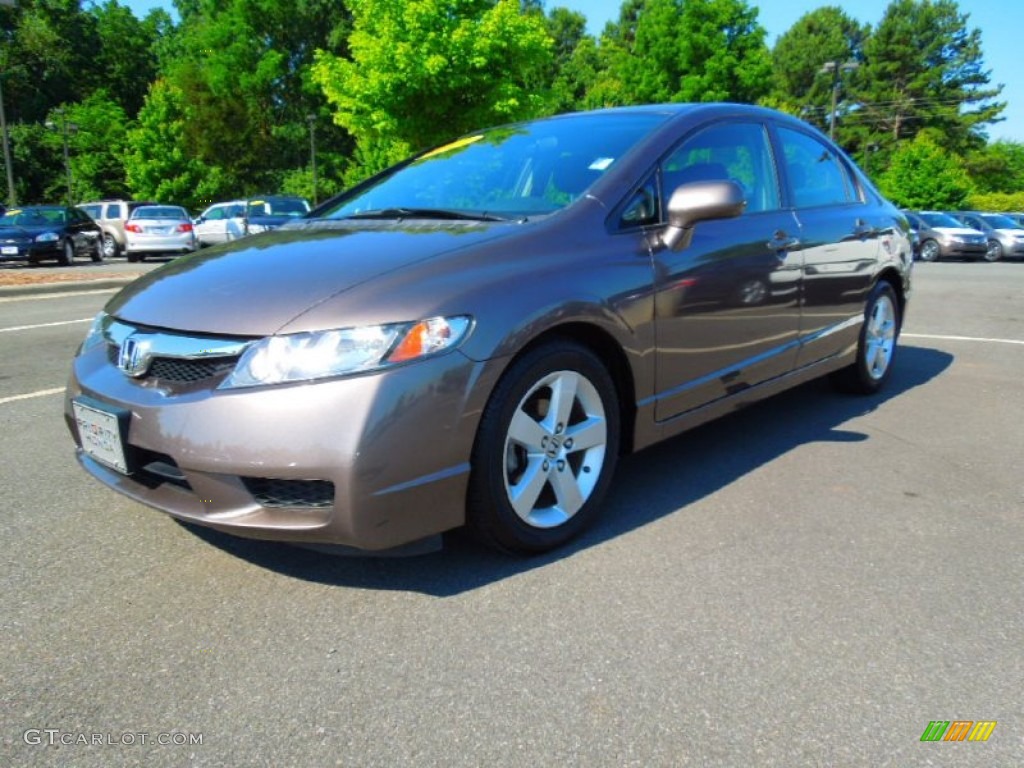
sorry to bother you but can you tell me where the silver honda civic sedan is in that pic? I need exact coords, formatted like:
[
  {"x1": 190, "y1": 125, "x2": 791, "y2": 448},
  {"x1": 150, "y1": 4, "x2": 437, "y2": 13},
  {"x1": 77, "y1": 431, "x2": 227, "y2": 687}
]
[{"x1": 65, "y1": 103, "x2": 913, "y2": 554}]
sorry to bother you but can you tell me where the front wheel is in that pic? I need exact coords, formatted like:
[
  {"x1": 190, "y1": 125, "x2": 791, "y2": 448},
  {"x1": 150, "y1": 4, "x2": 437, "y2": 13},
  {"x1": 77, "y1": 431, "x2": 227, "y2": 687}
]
[
  {"x1": 919, "y1": 239, "x2": 940, "y2": 262},
  {"x1": 832, "y1": 282, "x2": 900, "y2": 394},
  {"x1": 467, "y1": 341, "x2": 620, "y2": 554},
  {"x1": 58, "y1": 239, "x2": 73, "y2": 266},
  {"x1": 91, "y1": 238, "x2": 104, "y2": 262},
  {"x1": 984, "y1": 240, "x2": 1002, "y2": 262}
]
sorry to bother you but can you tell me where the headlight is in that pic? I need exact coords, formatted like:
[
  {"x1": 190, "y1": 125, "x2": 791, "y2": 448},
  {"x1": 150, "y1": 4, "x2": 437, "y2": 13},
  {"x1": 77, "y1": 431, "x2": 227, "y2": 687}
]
[
  {"x1": 35, "y1": 232, "x2": 59, "y2": 243},
  {"x1": 220, "y1": 316, "x2": 472, "y2": 389},
  {"x1": 79, "y1": 312, "x2": 109, "y2": 355}
]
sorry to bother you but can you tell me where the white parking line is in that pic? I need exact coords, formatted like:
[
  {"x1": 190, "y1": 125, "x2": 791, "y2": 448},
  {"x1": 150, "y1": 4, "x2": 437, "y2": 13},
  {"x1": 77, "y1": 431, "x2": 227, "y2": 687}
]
[
  {"x1": 0, "y1": 387, "x2": 65, "y2": 405},
  {"x1": 0, "y1": 318, "x2": 92, "y2": 333},
  {"x1": 903, "y1": 332, "x2": 1024, "y2": 346},
  {"x1": 0, "y1": 288, "x2": 118, "y2": 304}
]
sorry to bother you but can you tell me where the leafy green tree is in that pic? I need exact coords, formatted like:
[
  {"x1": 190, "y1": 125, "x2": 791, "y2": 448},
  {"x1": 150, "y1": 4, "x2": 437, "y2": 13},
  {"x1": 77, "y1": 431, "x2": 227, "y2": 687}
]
[
  {"x1": 545, "y1": 6, "x2": 593, "y2": 113},
  {"x1": 124, "y1": 78, "x2": 226, "y2": 210},
  {"x1": 40, "y1": 93, "x2": 132, "y2": 203},
  {"x1": 769, "y1": 7, "x2": 869, "y2": 136},
  {"x1": 150, "y1": 0, "x2": 352, "y2": 203},
  {"x1": 602, "y1": 0, "x2": 772, "y2": 106},
  {"x1": 312, "y1": 0, "x2": 553, "y2": 180},
  {"x1": 90, "y1": 1, "x2": 169, "y2": 119},
  {"x1": 853, "y1": 0, "x2": 1003, "y2": 157},
  {"x1": 877, "y1": 132, "x2": 972, "y2": 209},
  {"x1": 964, "y1": 140, "x2": 1024, "y2": 194}
]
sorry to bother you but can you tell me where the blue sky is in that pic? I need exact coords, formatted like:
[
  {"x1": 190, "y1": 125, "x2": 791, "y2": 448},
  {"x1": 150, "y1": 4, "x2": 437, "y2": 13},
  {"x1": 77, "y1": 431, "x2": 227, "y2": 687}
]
[{"x1": 123, "y1": 0, "x2": 1022, "y2": 143}]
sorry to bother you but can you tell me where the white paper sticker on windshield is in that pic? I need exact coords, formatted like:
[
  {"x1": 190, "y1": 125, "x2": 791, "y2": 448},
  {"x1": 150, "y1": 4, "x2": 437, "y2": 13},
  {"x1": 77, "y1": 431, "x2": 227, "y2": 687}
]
[{"x1": 589, "y1": 158, "x2": 614, "y2": 171}]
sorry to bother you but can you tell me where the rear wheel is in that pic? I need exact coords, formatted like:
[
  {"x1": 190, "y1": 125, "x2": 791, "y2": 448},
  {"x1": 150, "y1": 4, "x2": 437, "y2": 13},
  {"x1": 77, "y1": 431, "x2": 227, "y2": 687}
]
[
  {"x1": 467, "y1": 341, "x2": 620, "y2": 554},
  {"x1": 101, "y1": 234, "x2": 119, "y2": 259},
  {"x1": 832, "y1": 281, "x2": 900, "y2": 394},
  {"x1": 126, "y1": 250, "x2": 141, "y2": 263}
]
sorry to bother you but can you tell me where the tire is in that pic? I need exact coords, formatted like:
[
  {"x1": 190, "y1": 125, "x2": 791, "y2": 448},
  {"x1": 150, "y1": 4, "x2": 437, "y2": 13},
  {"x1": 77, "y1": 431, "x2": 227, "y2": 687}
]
[
  {"x1": 126, "y1": 250, "x2": 141, "y2": 263},
  {"x1": 919, "y1": 239, "x2": 939, "y2": 262},
  {"x1": 58, "y1": 239, "x2": 73, "y2": 266},
  {"x1": 101, "y1": 234, "x2": 119, "y2": 259},
  {"x1": 467, "y1": 341, "x2": 620, "y2": 554},
  {"x1": 91, "y1": 238, "x2": 104, "y2": 262},
  {"x1": 831, "y1": 281, "x2": 900, "y2": 395},
  {"x1": 984, "y1": 240, "x2": 1002, "y2": 262}
]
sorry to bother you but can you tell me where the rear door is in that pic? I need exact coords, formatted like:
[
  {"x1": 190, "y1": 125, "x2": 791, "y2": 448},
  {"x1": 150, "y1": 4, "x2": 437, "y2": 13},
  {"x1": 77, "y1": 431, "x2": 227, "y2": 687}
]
[
  {"x1": 653, "y1": 119, "x2": 803, "y2": 421},
  {"x1": 772, "y1": 126, "x2": 879, "y2": 368}
]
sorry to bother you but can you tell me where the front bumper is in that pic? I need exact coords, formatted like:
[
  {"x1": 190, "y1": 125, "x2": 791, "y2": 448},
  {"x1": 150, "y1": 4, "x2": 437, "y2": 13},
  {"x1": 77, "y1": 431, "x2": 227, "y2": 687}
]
[
  {"x1": 0, "y1": 242, "x2": 61, "y2": 261},
  {"x1": 65, "y1": 339, "x2": 502, "y2": 550}
]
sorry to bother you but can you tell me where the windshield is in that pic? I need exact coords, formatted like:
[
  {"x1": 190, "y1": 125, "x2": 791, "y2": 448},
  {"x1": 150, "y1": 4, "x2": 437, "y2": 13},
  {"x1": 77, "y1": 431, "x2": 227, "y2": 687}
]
[
  {"x1": 982, "y1": 213, "x2": 1020, "y2": 229},
  {"x1": 0, "y1": 207, "x2": 66, "y2": 226},
  {"x1": 250, "y1": 199, "x2": 308, "y2": 217},
  {"x1": 920, "y1": 212, "x2": 966, "y2": 228},
  {"x1": 321, "y1": 113, "x2": 668, "y2": 220}
]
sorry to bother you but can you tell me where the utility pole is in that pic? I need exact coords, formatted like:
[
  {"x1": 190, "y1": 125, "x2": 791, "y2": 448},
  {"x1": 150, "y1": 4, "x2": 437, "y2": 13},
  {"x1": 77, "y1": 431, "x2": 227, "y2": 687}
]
[
  {"x1": 0, "y1": 72, "x2": 15, "y2": 206},
  {"x1": 819, "y1": 60, "x2": 859, "y2": 142},
  {"x1": 306, "y1": 114, "x2": 318, "y2": 206}
]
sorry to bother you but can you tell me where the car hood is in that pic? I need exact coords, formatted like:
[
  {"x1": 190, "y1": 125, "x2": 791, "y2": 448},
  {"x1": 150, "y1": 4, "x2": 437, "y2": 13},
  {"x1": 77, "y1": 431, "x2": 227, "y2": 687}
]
[
  {"x1": 106, "y1": 220, "x2": 513, "y2": 336},
  {"x1": 0, "y1": 225, "x2": 61, "y2": 239},
  {"x1": 932, "y1": 227, "x2": 983, "y2": 237}
]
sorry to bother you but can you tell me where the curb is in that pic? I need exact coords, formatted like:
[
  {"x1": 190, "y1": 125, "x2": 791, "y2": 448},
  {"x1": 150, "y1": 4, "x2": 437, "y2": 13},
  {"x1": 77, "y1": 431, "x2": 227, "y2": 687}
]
[{"x1": 0, "y1": 277, "x2": 137, "y2": 298}]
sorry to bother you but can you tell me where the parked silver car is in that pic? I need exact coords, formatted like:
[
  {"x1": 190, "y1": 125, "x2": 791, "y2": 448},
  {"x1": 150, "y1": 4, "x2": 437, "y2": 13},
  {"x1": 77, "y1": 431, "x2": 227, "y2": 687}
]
[
  {"x1": 903, "y1": 210, "x2": 989, "y2": 262},
  {"x1": 66, "y1": 104, "x2": 913, "y2": 555},
  {"x1": 948, "y1": 211, "x2": 1024, "y2": 261},
  {"x1": 124, "y1": 205, "x2": 198, "y2": 261}
]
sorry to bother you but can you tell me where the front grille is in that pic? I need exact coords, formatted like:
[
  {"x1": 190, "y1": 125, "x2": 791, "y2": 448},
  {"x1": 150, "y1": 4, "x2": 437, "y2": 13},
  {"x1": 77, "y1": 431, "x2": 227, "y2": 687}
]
[
  {"x1": 106, "y1": 345, "x2": 238, "y2": 383},
  {"x1": 241, "y1": 477, "x2": 335, "y2": 509},
  {"x1": 148, "y1": 357, "x2": 238, "y2": 382}
]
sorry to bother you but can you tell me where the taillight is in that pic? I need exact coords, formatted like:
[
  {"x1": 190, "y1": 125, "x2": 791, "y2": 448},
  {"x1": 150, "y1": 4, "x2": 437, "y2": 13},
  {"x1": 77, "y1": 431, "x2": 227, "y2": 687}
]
[
  {"x1": 177, "y1": 223, "x2": 193, "y2": 233},
  {"x1": 125, "y1": 223, "x2": 142, "y2": 233}
]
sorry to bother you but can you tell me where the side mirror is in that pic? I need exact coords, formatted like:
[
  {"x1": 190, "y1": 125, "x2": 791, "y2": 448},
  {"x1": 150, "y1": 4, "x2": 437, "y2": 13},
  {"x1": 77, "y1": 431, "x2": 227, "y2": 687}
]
[{"x1": 661, "y1": 180, "x2": 746, "y2": 251}]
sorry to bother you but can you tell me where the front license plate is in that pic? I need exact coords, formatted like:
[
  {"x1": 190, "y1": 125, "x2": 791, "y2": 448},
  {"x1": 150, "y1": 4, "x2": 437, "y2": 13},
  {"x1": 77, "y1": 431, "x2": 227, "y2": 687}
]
[
  {"x1": 73, "y1": 399, "x2": 130, "y2": 474},
  {"x1": 1, "y1": 246, "x2": 18, "y2": 255}
]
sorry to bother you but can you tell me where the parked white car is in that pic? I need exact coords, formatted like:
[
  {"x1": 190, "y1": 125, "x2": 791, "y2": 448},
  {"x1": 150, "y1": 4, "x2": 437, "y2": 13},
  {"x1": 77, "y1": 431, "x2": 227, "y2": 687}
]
[
  {"x1": 193, "y1": 201, "x2": 247, "y2": 247},
  {"x1": 124, "y1": 205, "x2": 197, "y2": 261}
]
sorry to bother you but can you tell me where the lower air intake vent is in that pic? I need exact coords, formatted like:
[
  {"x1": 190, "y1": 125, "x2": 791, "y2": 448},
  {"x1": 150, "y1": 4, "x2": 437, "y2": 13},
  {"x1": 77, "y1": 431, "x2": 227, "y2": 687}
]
[{"x1": 241, "y1": 477, "x2": 335, "y2": 509}]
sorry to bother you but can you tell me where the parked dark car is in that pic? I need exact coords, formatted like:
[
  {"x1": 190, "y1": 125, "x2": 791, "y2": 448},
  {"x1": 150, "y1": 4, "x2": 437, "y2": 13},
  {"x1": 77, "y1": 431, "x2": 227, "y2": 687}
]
[
  {"x1": 903, "y1": 210, "x2": 988, "y2": 262},
  {"x1": 66, "y1": 104, "x2": 912, "y2": 555},
  {"x1": 0, "y1": 205, "x2": 102, "y2": 265},
  {"x1": 948, "y1": 211, "x2": 1024, "y2": 261}
]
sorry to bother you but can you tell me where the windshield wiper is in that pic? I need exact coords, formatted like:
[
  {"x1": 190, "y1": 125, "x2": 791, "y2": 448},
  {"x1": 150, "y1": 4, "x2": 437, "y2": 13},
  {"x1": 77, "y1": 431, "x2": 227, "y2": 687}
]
[{"x1": 341, "y1": 207, "x2": 509, "y2": 222}]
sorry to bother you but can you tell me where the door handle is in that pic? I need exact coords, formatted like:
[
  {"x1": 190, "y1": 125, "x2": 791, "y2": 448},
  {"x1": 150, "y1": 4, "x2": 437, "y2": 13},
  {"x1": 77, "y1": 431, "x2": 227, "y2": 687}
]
[{"x1": 766, "y1": 234, "x2": 800, "y2": 253}]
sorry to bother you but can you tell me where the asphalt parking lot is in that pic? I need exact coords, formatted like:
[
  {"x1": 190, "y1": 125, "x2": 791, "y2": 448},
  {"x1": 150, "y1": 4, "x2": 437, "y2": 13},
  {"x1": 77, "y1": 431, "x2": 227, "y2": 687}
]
[{"x1": 1, "y1": 260, "x2": 1021, "y2": 766}]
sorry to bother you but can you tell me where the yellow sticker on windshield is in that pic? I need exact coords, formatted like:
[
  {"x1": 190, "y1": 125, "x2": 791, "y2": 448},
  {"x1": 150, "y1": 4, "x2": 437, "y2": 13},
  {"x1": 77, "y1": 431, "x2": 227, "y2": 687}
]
[
  {"x1": 7, "y1": 209, "x2": 21, "y2": 215},
  {"x1": 419, "y1": 134, "x2": 484, "y2": 161}
]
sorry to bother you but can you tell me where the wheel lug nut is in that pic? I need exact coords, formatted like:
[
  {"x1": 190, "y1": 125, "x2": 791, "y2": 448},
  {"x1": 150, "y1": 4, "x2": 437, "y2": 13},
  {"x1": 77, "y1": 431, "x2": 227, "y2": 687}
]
[
  {"x1": 564, "y1": 438, "x2": 573, "y2": 449},
  {"x1": 542, "y1": 461, "x2": 550, "y2": 471},
  {"x1": 556, "y1": 460, "x2": 565, "y2": 471},
  {"x1": 556, "y1": 423, "x2": 564, "y2": 434}
]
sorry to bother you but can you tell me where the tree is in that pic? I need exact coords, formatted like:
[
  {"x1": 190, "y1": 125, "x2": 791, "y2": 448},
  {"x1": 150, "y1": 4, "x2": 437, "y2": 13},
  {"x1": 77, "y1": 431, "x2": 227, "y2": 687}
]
[
  {"x1": 852, "y1": 0, "x2": 1003, "y2": 157},
  {"x1": 89, "y1": 1, "x2": 169, "y2": 119},
  {"x1": 964, "y1": 140, "x2": 1024, "y2": 194},
  {"x1": 877, "y1": 132, "x2": 972, "y2": 209},
  {"x1": 769, "y1": 7, "x2": 869, "y2": 136},
  {"x1": 312, "y1": 0, "x2": 553, "y2": 179},
  {"x1": 602, "y1": 0, "x2": 773, "y2": 106},
  {"x1": 152, "y1": 0, "x2": 353, "y2": 203},
  {"x1": 124, "y1": 78, "x2": 226, "y2": 209}
]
